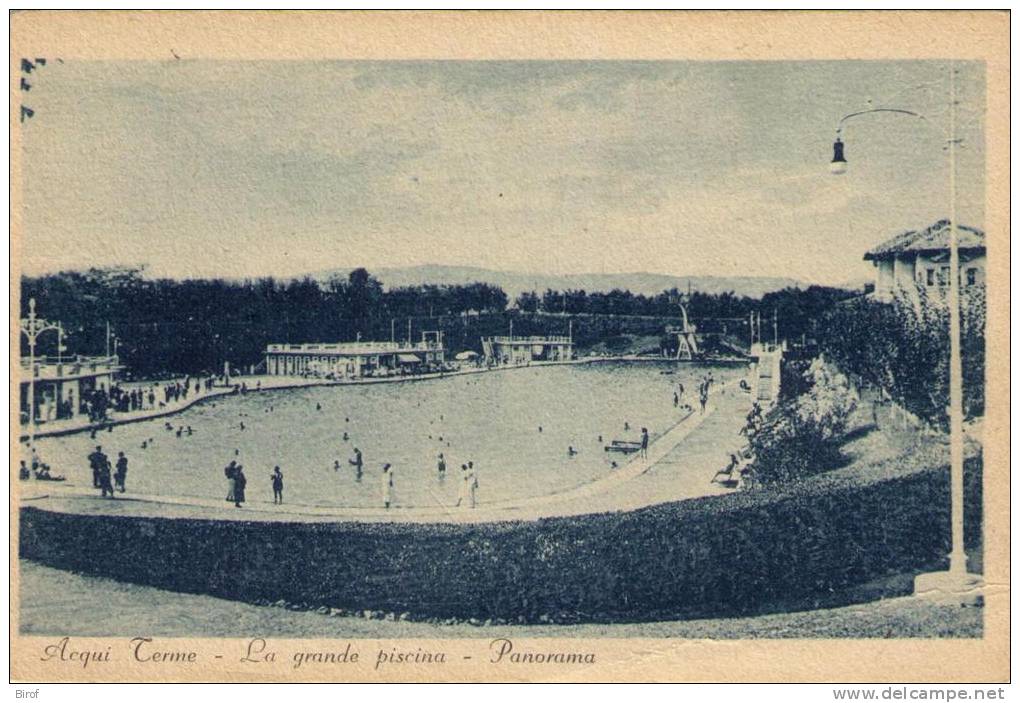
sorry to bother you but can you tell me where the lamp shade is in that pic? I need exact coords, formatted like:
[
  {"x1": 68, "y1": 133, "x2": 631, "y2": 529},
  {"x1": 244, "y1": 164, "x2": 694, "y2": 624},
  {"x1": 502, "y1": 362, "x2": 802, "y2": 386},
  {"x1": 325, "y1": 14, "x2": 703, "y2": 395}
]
[{"x1": 830, "y1": 138, "x2": 848, "y2": 174}]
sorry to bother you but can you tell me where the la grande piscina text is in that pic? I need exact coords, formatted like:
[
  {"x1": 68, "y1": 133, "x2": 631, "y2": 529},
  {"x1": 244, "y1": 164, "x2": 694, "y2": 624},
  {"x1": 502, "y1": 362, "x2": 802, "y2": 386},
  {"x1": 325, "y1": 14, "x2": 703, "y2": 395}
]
[{"x1": 38, "y1": 637, "x2": 596, "y2": 670}]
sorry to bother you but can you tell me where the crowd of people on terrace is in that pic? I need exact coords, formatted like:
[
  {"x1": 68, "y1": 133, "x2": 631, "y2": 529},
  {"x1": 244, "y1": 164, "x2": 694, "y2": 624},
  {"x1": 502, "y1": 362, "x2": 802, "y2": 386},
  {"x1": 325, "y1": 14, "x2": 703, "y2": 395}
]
[{"x1": 27, "y1": 376, "x2": 219, "y2": 426}]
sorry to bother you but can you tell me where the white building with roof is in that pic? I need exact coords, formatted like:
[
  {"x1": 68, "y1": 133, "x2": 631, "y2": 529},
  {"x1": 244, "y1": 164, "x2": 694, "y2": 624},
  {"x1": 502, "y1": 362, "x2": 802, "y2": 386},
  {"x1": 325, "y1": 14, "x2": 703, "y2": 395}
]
[
  {"x1": 265, "y1": 332, "x2": 445, "y2": 378},
  {"x1": 863, "y1": 219, "x2": 985, "y2": 301}
]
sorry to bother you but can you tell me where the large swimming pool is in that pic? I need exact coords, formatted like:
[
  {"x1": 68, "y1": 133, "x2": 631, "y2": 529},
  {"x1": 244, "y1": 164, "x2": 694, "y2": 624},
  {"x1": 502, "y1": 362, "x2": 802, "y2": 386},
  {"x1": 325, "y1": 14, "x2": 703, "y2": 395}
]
[{"x1": 35, "y1": 362, "x2": 743, "y2": 509}]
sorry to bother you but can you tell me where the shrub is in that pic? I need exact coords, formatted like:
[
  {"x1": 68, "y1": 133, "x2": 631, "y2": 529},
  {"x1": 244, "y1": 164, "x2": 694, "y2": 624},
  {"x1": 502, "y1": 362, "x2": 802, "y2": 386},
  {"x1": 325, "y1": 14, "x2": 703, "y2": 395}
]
[
  {"x1": 821, "y1": 283, "x2": 985, "y2": 428},
  {"x1": 747, "y1": 359, "x2": 857, "y2": 486},
  {"x1": 18, "y1": 455, "x2": 981, "y2": 625}
]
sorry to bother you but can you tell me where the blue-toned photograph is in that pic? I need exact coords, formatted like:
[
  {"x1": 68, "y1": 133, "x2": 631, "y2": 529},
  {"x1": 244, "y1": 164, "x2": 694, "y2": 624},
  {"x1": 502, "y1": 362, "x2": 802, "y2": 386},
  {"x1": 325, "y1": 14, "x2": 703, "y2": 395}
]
[{"x1": 16, "y1": 57, "x2": 987, "y2": 641}]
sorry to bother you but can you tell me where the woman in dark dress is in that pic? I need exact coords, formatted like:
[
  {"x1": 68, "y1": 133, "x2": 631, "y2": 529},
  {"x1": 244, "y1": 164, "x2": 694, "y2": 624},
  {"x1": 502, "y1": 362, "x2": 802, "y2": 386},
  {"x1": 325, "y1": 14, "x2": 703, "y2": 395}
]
[{"x1": 233, "y1": 465, "x2": 247, "y2": 508}]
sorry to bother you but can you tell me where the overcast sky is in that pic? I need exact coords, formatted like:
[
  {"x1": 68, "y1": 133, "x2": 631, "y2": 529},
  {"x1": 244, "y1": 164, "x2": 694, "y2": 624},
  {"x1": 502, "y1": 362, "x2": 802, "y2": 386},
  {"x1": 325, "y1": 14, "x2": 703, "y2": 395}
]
[{"x1": 20, "y1": 60, "x2": 984, "y2": 285}]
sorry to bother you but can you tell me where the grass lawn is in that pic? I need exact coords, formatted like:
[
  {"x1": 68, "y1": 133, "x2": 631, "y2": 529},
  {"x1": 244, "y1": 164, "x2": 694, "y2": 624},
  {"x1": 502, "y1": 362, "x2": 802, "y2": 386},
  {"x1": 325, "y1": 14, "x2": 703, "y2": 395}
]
[{"x1": 18, "y1": 561, "x2": 981, "y2": 639}]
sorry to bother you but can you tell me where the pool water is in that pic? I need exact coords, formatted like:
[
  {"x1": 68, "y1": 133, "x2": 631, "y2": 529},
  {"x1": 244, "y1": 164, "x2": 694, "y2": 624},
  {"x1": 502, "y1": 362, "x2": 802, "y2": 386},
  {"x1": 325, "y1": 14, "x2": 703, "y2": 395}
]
[{"x1": 35, "y1": 362, "x2": 742, "y2": 509}]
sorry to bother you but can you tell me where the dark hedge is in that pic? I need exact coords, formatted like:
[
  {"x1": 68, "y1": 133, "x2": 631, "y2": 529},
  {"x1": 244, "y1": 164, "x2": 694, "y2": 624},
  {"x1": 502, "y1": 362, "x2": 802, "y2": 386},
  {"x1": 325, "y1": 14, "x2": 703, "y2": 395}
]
[{"x1": 20, "y1": 456, "x2": 981, "y2": 624}]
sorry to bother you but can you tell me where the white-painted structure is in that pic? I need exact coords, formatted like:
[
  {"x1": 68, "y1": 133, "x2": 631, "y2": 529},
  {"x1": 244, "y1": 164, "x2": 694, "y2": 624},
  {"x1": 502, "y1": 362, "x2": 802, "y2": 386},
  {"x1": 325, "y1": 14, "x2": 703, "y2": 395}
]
[
  {"x1": 865, "y1": 219, "x2": 985, "y2": 301},
  {"x1": 265, "y1": 332, "x2": 445, "y2": 378},
  {"x1": 481, "y1": 335, "x2": 574, "y2": 364},
  {"x1": 19, "y1": 355, "x2": 122, "y2": 424},
  {"x1": 749, "y1": 342, "x2": 783, "y2": 406}
]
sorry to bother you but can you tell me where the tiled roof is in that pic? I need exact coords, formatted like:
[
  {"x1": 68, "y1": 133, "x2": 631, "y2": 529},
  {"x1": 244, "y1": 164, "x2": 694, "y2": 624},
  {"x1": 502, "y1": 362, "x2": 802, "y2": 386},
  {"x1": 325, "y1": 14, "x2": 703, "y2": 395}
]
[{"x1": 863, "y1": 220, "x2": 985, "y2": 260}]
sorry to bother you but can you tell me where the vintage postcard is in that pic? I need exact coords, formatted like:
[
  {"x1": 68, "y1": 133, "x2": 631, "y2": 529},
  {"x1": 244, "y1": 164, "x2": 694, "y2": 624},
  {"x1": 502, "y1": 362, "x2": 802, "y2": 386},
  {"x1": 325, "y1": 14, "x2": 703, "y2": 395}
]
[{"x1": 9, "y1": 10, "x2": 1009, "y2": 683}]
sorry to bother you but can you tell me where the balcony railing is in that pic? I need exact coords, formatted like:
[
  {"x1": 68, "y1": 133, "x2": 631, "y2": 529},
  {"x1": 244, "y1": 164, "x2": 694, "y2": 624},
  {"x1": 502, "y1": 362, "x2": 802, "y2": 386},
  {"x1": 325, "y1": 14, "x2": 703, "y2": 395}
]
[
  {"x1": 19, "y1": 355, "x2": 122, "y2": 380},
  {"x1": 266, "y1": 342, "x2": 443, "y2": 354},
  {"x1": 486, "y1": 336, "x2": 573, "y2": 345}
]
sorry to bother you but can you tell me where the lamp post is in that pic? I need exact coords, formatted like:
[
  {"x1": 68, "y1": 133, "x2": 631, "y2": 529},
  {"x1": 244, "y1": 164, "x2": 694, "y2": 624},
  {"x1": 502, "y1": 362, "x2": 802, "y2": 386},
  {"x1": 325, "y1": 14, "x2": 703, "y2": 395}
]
[
  {"x1": 19, "y1": 298, "x2": 62, "y2": 456},
  {"x1": 828, "y1": 64, "x2": 981, "y2": 601}
]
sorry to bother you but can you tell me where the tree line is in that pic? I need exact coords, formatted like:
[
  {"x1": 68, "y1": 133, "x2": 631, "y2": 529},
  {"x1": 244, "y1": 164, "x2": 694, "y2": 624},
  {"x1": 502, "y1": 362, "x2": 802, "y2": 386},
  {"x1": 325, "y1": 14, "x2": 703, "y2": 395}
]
[{"x1": 20, "y1": 266, "x2": 858, "y2": 379}]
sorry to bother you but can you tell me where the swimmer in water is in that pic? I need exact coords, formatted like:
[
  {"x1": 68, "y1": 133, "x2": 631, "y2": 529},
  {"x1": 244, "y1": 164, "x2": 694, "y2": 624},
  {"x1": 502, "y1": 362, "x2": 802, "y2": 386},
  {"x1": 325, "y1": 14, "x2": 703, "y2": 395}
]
[
  {"x1": 568, "y1": 446, "x2": 577, "y2": 456},
  {"x1": 538, "y1": 426, "x2": 543, "y2": 433},
  {"x1": 342, "y1": 431, "x2": 349, "y2": 441},
  {"x1": 624, "y1": 421, "x2": 630, "y2": 431},
  {"x1": 334, "y1": 460, "x2": 341, "y2": 471},
  {"x1": 240, "y1": 422, "x2": 245, "y2": 431}
]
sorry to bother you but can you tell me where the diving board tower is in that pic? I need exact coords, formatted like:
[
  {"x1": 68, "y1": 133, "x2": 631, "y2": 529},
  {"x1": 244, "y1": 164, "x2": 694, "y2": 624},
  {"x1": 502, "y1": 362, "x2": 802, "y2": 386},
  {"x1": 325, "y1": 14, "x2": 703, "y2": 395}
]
[{"x1": 665, "y1": 293, "x2": 700, "y2": 361}]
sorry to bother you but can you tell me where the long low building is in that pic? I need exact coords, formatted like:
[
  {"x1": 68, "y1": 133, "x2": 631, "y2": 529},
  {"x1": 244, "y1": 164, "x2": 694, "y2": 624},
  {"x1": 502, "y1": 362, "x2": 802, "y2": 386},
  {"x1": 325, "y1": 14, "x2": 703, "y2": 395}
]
[
  {"x1": 481, "y1": 335, "x2": 574, "y2": 364},
  {"x1": 265, "y1": 333, "x2": 445, "y2": 378}
]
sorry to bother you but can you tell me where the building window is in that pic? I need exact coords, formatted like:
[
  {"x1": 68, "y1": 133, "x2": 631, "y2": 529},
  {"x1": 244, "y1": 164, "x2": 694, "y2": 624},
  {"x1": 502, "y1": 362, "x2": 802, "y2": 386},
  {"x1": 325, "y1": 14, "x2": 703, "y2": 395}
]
[
  {"x1": 966, "y1": 268, "x2": 978, "y2": 286},
  {"x1": 938, "y1": 266, "x2": 950, "y2": 285},
  {"x1": 926, "y1": 268, "x2": 936, "y2": 286}
]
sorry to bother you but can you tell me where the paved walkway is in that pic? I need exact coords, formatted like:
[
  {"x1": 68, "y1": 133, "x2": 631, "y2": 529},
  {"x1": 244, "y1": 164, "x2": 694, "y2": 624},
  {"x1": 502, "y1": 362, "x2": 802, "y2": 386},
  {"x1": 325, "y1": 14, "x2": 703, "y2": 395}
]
[{"x1": 19, "y1": 381, "x2": 751, "y2": 524}]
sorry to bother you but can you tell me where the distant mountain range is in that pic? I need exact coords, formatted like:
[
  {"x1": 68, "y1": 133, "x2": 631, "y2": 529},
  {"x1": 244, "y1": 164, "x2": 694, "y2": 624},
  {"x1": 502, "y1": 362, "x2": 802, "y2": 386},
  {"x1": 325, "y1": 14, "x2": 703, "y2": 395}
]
[{"x1": 306, "y1": 265, "x2": 825, "y2": 300}]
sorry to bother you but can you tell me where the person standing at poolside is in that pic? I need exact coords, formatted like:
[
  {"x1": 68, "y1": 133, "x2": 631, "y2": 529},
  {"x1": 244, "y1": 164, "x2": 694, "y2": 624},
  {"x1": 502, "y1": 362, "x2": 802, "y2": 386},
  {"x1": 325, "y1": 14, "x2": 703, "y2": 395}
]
[
  {"x1": 87, "y1": 445, "x2": 106, "y2": 488},
  {"x1": 437, "y1": 452, "x2": 446, "y2": 478},
  {"x1": 98, "y1": 456, "x2": 115, "y2": 498},
  {"x1": 381, "y1": 464, "x2": 394, "y2": 509},
  {"x1": 271, "y1": 466, "x2": 284, "y2": 504},
  {"x1": 225, "y1": 460, "x2": 237, "y2": 502},
  {"x1": 468, "y1": 464, "x2": 478, "y2": 508},
  {"x1": 456, "y1": 463, "x2": 478, "y2": 509},
  {"x1": 349, "y1": 448, "x2": 364, "y2": 480},
  {"x1": 114, "y1": 452, "x2": 128, "y2": 493},
  {"x1": 233, "y1": 465, "x2": 247, "y2": 508},
  {"x1": 640, "y1": 428, "x2": 649, "y2": 458},
  {"x1": 455, "y1": 464, "x2": 469, "y2": 507}
]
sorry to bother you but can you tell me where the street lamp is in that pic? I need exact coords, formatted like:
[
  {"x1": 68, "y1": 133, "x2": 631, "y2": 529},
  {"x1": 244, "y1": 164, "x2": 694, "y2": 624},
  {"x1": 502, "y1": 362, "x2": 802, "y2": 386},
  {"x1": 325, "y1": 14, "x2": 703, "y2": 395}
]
[
  {"x1": 19, "y1": 298, "x2": 62, "y2": 457},
  {"x1": 829, "y1": 66, "x2": 982, "y2": 601},
  {"x1": 829, "y1": 107, "x2": 925, "y2": 175}
]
